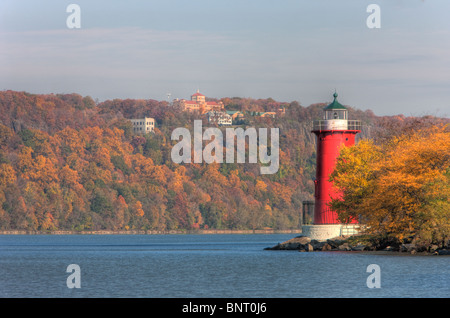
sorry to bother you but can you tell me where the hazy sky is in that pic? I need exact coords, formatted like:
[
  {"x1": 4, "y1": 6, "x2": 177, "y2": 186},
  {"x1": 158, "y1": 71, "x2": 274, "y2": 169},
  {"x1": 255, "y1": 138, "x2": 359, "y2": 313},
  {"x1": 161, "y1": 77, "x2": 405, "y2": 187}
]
[{"x1": 1, "y1": 0, "x2": 449, "y2": 116}]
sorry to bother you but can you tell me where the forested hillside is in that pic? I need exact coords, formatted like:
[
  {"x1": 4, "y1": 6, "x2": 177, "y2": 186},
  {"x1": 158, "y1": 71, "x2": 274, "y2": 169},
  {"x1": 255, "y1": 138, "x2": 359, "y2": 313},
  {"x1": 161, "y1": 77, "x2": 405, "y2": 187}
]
[{"x1": 0, "y1": 90, "x2": 446, "y2": 232}]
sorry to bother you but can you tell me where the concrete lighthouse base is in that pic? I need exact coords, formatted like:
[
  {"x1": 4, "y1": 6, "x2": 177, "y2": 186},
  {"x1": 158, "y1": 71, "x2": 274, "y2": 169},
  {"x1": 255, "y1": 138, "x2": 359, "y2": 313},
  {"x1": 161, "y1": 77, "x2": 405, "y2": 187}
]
[{"x1": 301, "y1": 224, "x2": 361, "y2": 241}]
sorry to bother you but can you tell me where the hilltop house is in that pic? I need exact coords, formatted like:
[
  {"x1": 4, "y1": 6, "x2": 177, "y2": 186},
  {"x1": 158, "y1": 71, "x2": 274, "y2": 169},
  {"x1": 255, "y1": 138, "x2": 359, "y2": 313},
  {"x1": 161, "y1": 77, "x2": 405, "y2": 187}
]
[
  {"x1": 226, "y1": 110, "x2": 245, "y2": 123},
  {"x1": 205, "y1": 110, "x2": 232, "y2": 126},
  {"x1": 174, "y1": 90, "x2": 224, "y2": 114},
  {"x1": 130, "y1": 117, "x2": 155, "y2": 134}
]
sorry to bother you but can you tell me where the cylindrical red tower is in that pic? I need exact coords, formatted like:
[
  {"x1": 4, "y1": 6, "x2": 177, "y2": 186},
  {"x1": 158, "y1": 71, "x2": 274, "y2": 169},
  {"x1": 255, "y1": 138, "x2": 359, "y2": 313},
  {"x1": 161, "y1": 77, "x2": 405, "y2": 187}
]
[{"x1": 312, "y1": 92, "x2": 361, "y2": 224}]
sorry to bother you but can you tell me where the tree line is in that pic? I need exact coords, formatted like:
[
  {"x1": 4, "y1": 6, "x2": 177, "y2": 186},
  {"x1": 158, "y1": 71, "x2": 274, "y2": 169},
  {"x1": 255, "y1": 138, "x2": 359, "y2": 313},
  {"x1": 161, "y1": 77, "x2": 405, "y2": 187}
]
[
  {"x1": 331, "y1": 120, "x2": 450, "y2": 248},
  {"x1": 0, "y1": 90, "x2": 447, "y2": 234}
]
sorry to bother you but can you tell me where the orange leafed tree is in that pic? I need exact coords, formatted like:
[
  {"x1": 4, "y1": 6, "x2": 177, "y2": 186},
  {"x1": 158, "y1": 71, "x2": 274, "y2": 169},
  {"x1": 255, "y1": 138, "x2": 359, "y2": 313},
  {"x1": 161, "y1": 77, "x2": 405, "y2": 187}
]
[{"x1": 330, "y1": 125, "x2": 450, "y2": 247}]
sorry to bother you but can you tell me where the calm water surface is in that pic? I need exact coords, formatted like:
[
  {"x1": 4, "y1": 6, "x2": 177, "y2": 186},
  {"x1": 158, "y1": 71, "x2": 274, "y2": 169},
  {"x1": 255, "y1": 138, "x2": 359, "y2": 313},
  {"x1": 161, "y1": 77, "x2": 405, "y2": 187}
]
[{"x1": 0, "y1": 234, "x2": 448, "y2": 298}]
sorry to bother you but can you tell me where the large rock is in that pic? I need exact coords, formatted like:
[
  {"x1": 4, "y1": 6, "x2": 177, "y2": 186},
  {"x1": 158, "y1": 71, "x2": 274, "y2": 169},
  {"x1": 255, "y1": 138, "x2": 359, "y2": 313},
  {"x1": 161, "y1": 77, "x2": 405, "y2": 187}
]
[
  {"x1": 293, "y1": 236, "x2": 312, "y2": 244},
  {"x1": 338, "y1": 242, "x2": 351, "y2": 251},
  {"x1": 321, "y1": 243, "x2": 332, "y2": 251},
  {"x1": 351, "y1": 244, "x2": 368, "y2": 251},
  {"x1": 265, "y1": 236, "x2": 311, "y2": 250},
  {"x1": 437, "y1": 249, "x2": 450, "y2": 255},
  {"x1": 310, "y1": 240, "x2": 326, "y2": 251},
  {"x1": 400, "y1": 243, "x2": 417, "y2": 253},
  {"x1": 429, "y1": 245, "x2": 439, "y2": 253},
  {"x1": 326, "y1": 237, "x2": 346, "y2": 249}
]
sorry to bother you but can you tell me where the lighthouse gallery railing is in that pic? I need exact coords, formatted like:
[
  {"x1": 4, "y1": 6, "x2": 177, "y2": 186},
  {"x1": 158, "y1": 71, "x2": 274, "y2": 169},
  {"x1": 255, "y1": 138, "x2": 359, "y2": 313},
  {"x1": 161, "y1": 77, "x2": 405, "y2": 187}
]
[{"x1": 312, "y1": 120, "x2": 361, "y2": 131}]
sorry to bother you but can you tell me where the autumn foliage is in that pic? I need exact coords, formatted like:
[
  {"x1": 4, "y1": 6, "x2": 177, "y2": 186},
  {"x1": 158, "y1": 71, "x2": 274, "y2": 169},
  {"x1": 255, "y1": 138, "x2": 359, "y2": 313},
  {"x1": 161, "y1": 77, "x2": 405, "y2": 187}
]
[
  {"x1": 1, "y1": 90, "x2": 448, "y2": 234},
  {"x1": 0, "y1": 90, "x2": 319, "y2": 232},
  {"x1": 330, "y1": 125, "x2": 450, "y2": 247}
]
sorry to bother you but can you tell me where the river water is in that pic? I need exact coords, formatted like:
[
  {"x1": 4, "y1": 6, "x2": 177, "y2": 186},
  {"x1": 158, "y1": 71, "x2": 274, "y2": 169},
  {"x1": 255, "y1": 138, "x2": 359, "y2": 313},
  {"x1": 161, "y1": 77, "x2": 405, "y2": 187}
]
[{"x1": 0, "y1": 234, "x2": 448, "y2": 298}]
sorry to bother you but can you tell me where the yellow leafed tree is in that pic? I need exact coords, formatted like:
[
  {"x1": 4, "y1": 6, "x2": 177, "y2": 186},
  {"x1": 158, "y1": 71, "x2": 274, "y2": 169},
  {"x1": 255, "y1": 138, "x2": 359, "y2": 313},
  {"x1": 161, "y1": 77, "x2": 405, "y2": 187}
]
[{"x1": 330, "y1": 125, "x2": 450, "y2": 247}]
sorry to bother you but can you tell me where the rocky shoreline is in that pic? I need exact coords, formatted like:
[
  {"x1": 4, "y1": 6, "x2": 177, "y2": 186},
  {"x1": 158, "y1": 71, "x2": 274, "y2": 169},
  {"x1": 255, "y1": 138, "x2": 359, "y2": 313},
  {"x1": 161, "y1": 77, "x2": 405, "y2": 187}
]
[{"x1": 265, "y1": 235, "x2": 450, "y2": 256}]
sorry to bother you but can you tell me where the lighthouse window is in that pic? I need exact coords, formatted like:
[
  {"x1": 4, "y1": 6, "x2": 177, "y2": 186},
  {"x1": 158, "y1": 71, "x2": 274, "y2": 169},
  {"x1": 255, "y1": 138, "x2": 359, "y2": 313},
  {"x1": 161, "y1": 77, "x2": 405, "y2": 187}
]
[{"x1": 334, "y1": 112, "x2": 338, "y2": 119}]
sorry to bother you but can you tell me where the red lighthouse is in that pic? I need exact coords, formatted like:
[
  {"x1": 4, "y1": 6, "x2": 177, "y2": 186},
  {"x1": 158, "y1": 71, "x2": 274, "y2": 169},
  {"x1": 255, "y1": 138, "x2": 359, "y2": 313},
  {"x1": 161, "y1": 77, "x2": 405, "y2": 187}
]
[{"x1": 303, "y1": 92, "x2": 361, "y2": 240}]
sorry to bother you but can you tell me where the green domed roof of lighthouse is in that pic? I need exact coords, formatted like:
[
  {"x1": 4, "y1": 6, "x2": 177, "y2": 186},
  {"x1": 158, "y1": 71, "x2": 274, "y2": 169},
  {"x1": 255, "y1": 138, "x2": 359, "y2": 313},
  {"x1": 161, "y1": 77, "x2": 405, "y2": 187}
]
[{"x1": 324, "y1": 92, "x2": 347, "y2": 110}]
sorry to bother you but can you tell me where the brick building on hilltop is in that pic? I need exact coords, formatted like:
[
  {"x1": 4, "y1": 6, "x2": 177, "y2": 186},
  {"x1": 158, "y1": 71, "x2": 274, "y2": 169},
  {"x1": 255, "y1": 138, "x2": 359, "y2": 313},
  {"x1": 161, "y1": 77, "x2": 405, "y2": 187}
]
[{"x1": 174, "y1": 90, "x2": 224, "y2": 114}]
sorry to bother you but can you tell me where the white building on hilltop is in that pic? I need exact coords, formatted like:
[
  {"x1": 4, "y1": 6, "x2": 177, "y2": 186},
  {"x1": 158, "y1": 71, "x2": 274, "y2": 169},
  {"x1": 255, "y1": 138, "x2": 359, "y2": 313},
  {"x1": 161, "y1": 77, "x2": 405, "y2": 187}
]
[{"x1": 130, "y1": 117, "x2": 155, "y2": 134}]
